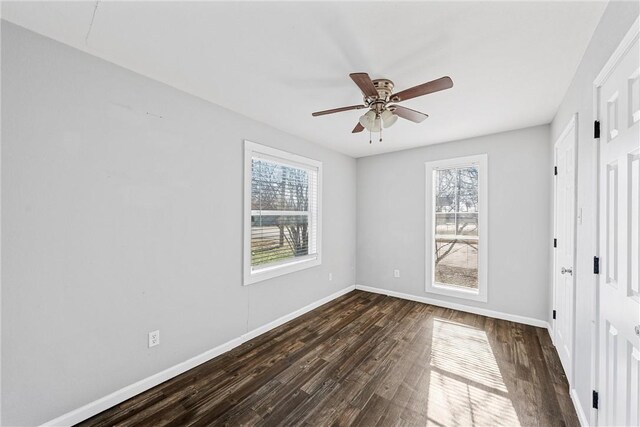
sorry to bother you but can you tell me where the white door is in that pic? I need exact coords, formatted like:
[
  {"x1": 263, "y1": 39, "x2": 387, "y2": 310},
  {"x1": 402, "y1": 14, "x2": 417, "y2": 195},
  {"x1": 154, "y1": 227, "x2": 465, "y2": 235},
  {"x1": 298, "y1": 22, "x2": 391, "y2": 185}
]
[
  {"x1": 554, "y1": 116, "x2": 577, "y2": 381},
  {"x1": 597, "y1": 27, "x2": 640, "y2": 427}
]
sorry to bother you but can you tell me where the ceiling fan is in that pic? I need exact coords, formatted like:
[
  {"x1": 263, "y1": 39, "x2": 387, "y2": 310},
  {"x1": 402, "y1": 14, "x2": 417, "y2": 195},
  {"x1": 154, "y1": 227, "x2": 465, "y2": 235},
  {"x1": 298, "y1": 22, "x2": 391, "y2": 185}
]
[{"x1": 312, "y1": 73, "x2": 453, "y2": 142}]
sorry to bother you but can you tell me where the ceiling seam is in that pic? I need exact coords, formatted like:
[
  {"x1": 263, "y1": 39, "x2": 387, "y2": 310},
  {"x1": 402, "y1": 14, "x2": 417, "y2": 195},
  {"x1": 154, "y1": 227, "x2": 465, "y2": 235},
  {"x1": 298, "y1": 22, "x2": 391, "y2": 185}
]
[{"x1": 85, "y1": 0, "x2": 100, "y2": 45}]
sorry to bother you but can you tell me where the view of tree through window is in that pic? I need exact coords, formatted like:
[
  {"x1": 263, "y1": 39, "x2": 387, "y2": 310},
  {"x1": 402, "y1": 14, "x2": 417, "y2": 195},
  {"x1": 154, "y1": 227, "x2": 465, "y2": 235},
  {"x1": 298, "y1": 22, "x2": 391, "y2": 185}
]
[
  {"x1": 434, "y1": 165, "x2": 479, "y2": 289},
  {"x1": 251, "y1": 158, "x2": 317, "y2": 268}
]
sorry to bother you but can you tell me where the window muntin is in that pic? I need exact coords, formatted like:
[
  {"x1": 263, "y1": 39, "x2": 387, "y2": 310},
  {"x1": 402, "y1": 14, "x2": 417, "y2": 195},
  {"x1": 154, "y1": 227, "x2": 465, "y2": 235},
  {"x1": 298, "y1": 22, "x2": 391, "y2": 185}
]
[
  {"x1": 426, "y1": 154, "x2": 487, "y2": 302},
  {"x1": 244, "y1": 142, "x2": 321, "y2": 285}
]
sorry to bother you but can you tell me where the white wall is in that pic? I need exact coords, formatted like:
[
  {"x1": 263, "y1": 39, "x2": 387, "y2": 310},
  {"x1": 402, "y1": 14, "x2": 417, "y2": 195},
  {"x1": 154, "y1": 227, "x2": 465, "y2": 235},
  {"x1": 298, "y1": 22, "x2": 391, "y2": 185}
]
[
  {"x1": 356, "y1": 125, "x2": 551, "y2": 322},
  {"x1": 549, "y1": 1, "x2": 640, "y2": 422},
  {"x1": 0, "y1": 22, "x2": 356, "y2": 426}
]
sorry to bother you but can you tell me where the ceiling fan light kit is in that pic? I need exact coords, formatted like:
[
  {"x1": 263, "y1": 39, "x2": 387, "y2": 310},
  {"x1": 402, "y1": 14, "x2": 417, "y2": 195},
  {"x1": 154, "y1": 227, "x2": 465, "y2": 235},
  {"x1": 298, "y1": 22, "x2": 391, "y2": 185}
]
[
  {"x1": 380, "y1": 109, "x2": 398, "y2": 128},
  {"x1": 312, "y1": 72, "x2": 453, "y2": 143},
  {"x1": 358, "y1": 110, "x2": 381, "y2": 132}
]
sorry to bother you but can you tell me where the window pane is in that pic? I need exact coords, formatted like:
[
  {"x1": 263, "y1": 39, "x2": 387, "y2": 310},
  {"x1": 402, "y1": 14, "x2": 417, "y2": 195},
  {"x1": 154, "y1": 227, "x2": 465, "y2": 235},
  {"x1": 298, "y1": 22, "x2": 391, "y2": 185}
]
[
  {"x1": 433, "y1": 164, "x2": 479, "y2": 289},
  {"x1": 435, "y1": 213, "x2": 456, "y2": 235},
  {"x1": 434, "y1": 238, "x2": 478, "y2": 289},
  {"x1": 251, "y1": 158, "x2": 314, "y2": 269},
  {"x1": 435, "y1": 169, "x2": 456, "y2": 213},
  {"x1": 456, "y1": 213, "x2": 478, "y2": 236},
  {"x1": 251, "y1": 159, "x2": 309, "y2": 212},
  {"x1": 457, "y1": 166, "x2": 478, "y2": 212},
  {"x1": 251, "y1": 215, "x2": 309, "y2": 265}
]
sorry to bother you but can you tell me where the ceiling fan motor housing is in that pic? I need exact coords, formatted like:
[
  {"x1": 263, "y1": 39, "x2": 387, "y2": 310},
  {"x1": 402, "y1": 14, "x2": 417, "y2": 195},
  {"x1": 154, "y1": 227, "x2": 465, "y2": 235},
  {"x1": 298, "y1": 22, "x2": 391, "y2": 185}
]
[
  {"x1": 364, "y1": 79, "x2": 394, "y2": 113},
  {"x1": 370, "y1": 79, "x2": 394, "y2": 100}
]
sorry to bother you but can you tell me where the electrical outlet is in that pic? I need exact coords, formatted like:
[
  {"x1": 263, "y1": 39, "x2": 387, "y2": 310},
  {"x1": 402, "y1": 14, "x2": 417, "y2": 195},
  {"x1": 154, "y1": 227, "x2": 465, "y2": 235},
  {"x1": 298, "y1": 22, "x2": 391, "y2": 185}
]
[
  {"x1": 329, "y1": 273, "x2": 333, "y2": 281},
  {"x1": 148, "y1": 330, "x2": 160, "y2": 348},
  {"x1": 393, "y1": 269, "x2": 400, "y2": 278}
]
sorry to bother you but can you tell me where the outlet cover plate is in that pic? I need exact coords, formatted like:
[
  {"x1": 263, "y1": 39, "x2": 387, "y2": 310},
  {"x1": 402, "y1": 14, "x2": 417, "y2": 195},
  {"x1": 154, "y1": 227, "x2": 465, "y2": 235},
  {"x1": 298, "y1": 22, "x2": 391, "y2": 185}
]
[{"x1": 148, "y1": 330, "x2": 160, "y2": 348}]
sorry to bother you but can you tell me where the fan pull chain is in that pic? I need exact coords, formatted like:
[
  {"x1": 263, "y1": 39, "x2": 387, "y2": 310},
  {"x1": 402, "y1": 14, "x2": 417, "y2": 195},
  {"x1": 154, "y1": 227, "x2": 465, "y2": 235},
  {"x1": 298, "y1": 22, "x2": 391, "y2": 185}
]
[
  {"x1": 380, "y1": 126, "x2": 383, "y2": 143},
  {"x1": 369, "y1": 128, "x2": 372, "y2": 144}
]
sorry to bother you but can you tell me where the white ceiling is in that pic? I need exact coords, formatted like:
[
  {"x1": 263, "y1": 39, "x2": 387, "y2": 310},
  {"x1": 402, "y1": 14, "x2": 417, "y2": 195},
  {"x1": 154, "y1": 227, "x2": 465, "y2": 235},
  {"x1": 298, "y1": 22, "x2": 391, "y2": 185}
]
[{"x1": 2, "y1": 1, "x2": 607, "y2": 157}]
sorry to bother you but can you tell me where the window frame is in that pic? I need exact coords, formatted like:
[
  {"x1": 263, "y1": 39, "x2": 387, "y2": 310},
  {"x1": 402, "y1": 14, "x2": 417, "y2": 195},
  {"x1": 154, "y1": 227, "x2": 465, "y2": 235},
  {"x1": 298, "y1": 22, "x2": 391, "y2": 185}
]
[
  {"x1": 243, "y1": 140, "x2": 322, "y2": 286},
  {"x1": 425, "y1": 154, "x2": 488, "y2": 302}
]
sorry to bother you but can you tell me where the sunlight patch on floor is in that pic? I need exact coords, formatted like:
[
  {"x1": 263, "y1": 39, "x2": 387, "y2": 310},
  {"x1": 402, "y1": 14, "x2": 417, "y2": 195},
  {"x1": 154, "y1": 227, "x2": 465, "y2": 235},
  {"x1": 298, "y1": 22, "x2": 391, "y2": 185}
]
[{"x1": 427, "y1": 318, "x2": 520, "y2": 426}]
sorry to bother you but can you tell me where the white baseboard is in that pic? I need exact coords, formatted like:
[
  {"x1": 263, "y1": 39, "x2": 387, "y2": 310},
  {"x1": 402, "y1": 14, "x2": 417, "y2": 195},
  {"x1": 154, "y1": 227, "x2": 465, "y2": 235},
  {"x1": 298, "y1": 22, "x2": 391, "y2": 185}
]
[
  {"x1": 355, "y1": 284, "x2": 549, "y2": 328},
  {"x1": 242, "y1": 285, "x2": 355, "y2": 341},
  {"x1": 571, "y1": 388, "x2": 589, "y2": 427},
  {"x1": 42, "y1": 285, "x2": 356, "y2": 426},
  {"x1": 547, "y1": 322, "x2": 554, "y2": 344}
]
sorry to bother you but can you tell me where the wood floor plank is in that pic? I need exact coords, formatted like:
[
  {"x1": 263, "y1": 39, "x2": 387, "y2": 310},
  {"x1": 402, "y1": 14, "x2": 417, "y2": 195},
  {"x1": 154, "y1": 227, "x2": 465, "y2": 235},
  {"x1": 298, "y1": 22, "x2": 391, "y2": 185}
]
[{"x1": 78, "y1": 291, "x2": 579, "y2": 427}]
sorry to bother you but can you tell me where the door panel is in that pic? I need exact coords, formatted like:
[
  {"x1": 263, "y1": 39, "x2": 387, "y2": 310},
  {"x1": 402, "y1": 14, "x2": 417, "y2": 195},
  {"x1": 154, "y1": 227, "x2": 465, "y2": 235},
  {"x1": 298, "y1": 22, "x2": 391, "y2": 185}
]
[
  {"x1": 629, "y1": 152, "x2": 639, "y2": 299},
  {"x1": 604, "y1": 323, "x2": 619, "y2": 426},
  {"x1": 554, "y1": 117, "x2": 576, "y2": 380},
  {"x1": 598, "y1": 33, "x2": 640, "y2": 426},
  {"x1": 626, "y1": 345, "x2": 640, "y2": 426},
  {"x1": 606, "y1": 162, "x2": 618, "y2": 287}
]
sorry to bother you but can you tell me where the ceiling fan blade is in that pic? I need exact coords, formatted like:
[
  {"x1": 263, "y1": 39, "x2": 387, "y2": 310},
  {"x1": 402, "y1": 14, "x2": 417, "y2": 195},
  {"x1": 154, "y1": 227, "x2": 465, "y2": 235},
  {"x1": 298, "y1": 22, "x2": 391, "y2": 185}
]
[
  {"x1": 350, "y1": 73, "x2": 379, "y2": 98},
  {"x1": 312, "y1": 104, "x2": 366, "y2": 117},
  {"x1": 389, "y1": 105, "x2": 429, "y2": 123},
  {"x1": 390, "y1": 76, "x2": 453, "y2": 102},
  {"x1": 352, "y1": 122, "x2": 365, "y2": 133}
]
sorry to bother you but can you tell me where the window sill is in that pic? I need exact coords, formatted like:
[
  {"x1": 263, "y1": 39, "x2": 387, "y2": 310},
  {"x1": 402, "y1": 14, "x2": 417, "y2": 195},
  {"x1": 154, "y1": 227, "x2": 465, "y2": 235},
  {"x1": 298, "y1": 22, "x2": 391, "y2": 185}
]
[
  {"x1": 244, "y1": 256, "x2": 321, "y2": 286},
  {"x1": 426, "y1": 282, "x2": 488, "y2": 302}
]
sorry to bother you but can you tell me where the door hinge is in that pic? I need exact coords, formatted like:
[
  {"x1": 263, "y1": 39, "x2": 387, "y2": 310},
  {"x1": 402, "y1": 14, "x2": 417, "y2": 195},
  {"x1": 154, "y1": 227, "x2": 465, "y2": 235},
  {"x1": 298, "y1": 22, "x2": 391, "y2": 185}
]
[
  {"x1": 554, "y1": 166, "x2": 558, "y2": 176},
  {"x1": 554, "y1": 238, "x2": 557, "y2": 248},
  {"x1": 594, "y1": 256, "x2": 600, "y2": 274},
  {"x1": 594, "y1": 120, "x2": 601, "y2": 139},
  {"x1": 592, "y1": 390, "x2": 599, "y2": 409},
  {"x1": 553, "y1": 310, "x2": 556, "y2": 320}
]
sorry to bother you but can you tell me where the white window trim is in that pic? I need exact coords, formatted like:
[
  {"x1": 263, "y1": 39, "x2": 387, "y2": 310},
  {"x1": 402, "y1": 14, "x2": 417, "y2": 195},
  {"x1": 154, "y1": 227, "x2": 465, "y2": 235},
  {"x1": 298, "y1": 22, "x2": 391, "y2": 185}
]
[
  {"x1": 425, "y1": 154, "x2": 488, "y2": 302},
  {"x1": 243, "y1": 140, "x2": 322, "y2": 286}
]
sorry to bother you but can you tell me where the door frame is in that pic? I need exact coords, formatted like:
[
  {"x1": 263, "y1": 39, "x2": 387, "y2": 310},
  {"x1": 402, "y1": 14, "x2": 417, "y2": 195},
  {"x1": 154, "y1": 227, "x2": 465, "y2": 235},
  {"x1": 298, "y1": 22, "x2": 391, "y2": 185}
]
[
  {"x1": 591, "y1": 16, "x2": 640, "y2": 427},
  {"x1": 552, "y1": 113, "x2": 579, "y2": 385}
]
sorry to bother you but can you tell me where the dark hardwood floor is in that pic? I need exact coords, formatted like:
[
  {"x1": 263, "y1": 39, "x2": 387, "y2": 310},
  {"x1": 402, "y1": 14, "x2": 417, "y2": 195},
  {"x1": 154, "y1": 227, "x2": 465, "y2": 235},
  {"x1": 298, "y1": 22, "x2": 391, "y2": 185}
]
[{"x1": 79, "y1": 291, "x2": 578, "y2": 426}]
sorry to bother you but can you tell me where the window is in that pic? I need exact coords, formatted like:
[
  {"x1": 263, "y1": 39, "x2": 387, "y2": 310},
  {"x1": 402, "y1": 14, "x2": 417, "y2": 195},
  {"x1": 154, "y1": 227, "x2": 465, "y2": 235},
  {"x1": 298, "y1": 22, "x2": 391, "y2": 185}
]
[
  {"x1": 244, "y1": 141, "x2": 322, "y2": 285},
  {"x1": 425, "y1": 154, "x2": 488, "y2": 301}
]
